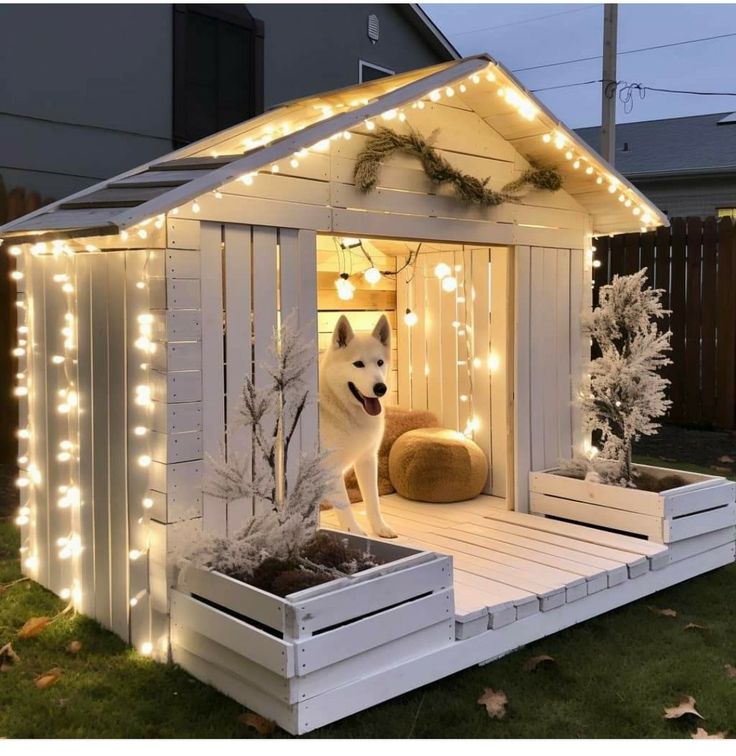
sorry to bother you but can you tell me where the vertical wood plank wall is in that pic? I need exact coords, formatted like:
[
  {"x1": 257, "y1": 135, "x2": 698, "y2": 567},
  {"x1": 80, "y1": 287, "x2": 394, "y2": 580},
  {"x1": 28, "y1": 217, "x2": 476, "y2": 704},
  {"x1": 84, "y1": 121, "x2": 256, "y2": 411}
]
[
  {"x1": 514, "y1": 245, "x2": 586, "y2": 512},
  {"x1": 395, "y1": 246, "x2": 509, "y2": 497}
]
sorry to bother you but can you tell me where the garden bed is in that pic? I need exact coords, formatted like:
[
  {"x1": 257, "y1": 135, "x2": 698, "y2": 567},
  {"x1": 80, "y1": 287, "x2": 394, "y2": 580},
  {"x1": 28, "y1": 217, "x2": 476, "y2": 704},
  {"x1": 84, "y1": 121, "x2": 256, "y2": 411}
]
[
  {"x1": 530, "y1": 464, "x2": 736, "y2": 543},
  {"x1": 170, "y1": 529, "x2": 454, "y2": 734}
]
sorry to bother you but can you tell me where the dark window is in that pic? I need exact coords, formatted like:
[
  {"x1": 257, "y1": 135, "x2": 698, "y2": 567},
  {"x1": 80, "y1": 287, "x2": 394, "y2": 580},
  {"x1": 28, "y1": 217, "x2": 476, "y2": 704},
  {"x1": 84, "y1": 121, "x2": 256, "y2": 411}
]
[
  {"x1": 359, "y1": 60, "x2": 394, "y2": 83},
  {"x1": 173, "y1": 5, "x2": 264, "y2": 147}
]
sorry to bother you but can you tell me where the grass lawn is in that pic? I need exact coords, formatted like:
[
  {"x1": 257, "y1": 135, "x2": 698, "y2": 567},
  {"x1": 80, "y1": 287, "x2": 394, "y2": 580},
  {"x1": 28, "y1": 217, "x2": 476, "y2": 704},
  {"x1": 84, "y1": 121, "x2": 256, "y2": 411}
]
[{"x1": 1, "y1": 457, "x2": 735, "y2": 738}]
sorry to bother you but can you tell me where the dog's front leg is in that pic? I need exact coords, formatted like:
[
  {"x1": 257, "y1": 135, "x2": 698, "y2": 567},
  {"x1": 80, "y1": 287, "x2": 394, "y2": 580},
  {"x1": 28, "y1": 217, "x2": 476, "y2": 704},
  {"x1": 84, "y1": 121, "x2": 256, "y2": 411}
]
[
  {"x1": 353, "y1": 453, "x2": 397, "y2": 539},
  {"x1": 330, "y1": 476, "x2": 367, "y2": 536}
]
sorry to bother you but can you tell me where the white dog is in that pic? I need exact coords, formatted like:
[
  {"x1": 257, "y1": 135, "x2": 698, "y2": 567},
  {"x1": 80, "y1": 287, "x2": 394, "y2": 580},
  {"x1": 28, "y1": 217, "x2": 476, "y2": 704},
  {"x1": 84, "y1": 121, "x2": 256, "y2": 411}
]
[{"x1": 319, "y1": 313, "x2": 397, "y2": 538}]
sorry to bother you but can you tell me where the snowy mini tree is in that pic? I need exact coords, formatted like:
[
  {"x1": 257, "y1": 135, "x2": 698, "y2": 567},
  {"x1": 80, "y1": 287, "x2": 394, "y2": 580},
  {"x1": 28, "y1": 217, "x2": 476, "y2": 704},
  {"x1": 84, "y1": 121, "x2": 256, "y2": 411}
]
[
  {"x1": 186, "y1": 317, "x2": 338, "y2": 581},
  {"x1": 575, "y1": 268, "x2": 672, "y2": 487}
]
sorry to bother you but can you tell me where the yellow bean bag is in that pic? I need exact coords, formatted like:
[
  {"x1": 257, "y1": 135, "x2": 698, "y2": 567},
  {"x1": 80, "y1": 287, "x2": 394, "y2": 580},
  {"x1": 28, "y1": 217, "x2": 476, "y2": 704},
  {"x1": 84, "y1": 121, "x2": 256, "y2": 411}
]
[{"x1": 388, "y1": 428, "x2": 489, "y2": 503}]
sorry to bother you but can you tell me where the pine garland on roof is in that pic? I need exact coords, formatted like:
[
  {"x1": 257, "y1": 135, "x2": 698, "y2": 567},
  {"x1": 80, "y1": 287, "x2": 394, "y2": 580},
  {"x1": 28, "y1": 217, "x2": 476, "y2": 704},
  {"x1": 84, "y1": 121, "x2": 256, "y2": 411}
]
[{"x1": 354, "y1": 126, "x2": 563, "y2": 207}]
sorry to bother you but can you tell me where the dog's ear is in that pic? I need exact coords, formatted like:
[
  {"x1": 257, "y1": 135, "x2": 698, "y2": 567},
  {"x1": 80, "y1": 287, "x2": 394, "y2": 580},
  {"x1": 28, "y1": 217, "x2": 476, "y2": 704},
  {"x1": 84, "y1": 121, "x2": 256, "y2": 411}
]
[
  {"x1": 372, "y1": 314, "x2": 391, "y2": 347},
  {"x1": 333, "y1": 314, "x2": 354, "y2": 349}
]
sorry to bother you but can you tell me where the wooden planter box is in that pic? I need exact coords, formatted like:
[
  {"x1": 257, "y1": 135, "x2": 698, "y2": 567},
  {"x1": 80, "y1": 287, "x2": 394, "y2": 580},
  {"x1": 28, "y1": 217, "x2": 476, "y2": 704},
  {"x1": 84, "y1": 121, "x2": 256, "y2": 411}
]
[
  {"x1": 530, "y1": 464, "x2": 736, "y2": 544},
  {"x1": 170, "y1": 530, "x2": 454, "y2": 734}
]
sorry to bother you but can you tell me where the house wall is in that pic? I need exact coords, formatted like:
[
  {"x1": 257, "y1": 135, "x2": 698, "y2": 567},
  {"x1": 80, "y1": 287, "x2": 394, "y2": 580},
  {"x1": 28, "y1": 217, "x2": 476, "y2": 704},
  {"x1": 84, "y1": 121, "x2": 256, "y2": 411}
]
[
  {"x1": 631, "y1": 175, "x2": 736, "y2": 219},
  {"x1": 0, "y1": 4, "x2": 451, "y2": 202},
  {"x1": 254, "y1": 4, "x2": 452, "y2": 108}
]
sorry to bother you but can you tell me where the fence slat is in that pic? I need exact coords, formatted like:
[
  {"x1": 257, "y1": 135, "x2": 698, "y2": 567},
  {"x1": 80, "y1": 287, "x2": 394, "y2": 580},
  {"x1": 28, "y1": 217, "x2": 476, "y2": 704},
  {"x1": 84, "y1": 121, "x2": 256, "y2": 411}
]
[
  {"x1": 701, "y1": 218, "x2": 717, "y2": 425},
  {"x1": 684, "y1": 217, "x2": 702, "y2": 424},
  {"x1": 669, "y1": 218, "x2": 687, "y2": 424},
  {"x1": 716, "y1": 217, "x2": 736, "y2": 428}
]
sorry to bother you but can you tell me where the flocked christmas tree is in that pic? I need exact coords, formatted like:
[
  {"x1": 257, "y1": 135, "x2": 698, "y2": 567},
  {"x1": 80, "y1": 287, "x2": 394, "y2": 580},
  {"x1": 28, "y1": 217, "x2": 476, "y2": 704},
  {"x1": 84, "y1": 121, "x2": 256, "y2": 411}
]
[{"x1": 567, "y1": 268, "x2": 672, "y2": 487}]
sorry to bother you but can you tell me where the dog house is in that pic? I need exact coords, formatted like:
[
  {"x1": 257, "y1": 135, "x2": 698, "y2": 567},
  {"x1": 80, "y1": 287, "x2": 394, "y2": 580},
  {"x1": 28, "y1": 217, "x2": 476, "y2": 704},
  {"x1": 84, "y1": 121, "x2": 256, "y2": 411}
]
[{"x1": 3, "y1": 55, "x2": 735, "y2": 734}]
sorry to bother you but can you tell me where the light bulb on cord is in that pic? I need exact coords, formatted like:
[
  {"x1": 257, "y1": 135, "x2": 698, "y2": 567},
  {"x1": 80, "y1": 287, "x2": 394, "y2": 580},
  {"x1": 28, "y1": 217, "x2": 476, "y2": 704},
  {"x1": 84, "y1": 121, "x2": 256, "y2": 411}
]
[
  {"x1": 404, "y1": 309, "x2": 418, "y2": 327},
  {"x1": 363, "y1": 267, "x2": 381, "y2": 285},
  {"x1": 434, "y1": 262, "x2": 451, "y2": 279},
  {"x1": 335, "y1": 273, "x2": 355, "y2": 301},
  {"x1": 441, "y1": 276, "x2": 458, "y2": 293}
]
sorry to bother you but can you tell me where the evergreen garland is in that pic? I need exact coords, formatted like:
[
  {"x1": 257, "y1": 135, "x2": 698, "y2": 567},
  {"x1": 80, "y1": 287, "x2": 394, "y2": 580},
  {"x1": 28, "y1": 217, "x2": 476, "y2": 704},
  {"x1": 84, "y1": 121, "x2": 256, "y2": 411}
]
[{"x1": 354, "y1": 126, "x2": 563, "y2": 207}]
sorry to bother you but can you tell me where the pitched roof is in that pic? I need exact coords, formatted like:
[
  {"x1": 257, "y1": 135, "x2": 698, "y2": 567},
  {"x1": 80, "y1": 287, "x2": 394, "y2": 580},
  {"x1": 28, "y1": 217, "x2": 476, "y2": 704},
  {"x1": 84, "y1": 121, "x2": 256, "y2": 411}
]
[
  {"x1": 0, "y1": 54, "x2": 667, "y2": 243},
  {"x1": 576, "y1": 112, "x2": 736, "y2": 178}
]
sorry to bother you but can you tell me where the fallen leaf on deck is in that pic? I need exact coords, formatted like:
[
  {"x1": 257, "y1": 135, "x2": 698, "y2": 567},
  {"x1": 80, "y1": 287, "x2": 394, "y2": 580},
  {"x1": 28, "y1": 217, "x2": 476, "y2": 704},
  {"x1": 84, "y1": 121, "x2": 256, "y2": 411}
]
[
  {"x1": 522, "y1": 654, "x2": 555, "y2": 672},
  {"x1": 691, "y1": 728, "x2": 726, "y2": 739},
  {"x1": 663, "y1": 695, "x2": 703, "y2": 720},
  {"x1": 35, "y1": 668, "x2": 62, "y2": 689},
  {"x1": 717, "y1": 455, "x2": 734, "y2": 464},
  {"x1": 239, "y1": 711, "x2": 276, "y2": 736},
  {"x1": 0, "y1": 643, "x2": 20, "y2": 671},
  {"x1": 477, "y1": 688, "x2": 508, "y2": 719},
  {"x1": 66, "y1": 640, "x2": 82, "y2": 655},
  {"x1": 725, "y1": 664, "x2": 736, "y2": 679},
  {"x1": 684, "y1": 623, "x2": 708, "y2": 631},
  {"x1": 17, "y1": 616, "x2": 51, "y2": 639},
  {"x1": 648, "y1": 606, "x2": 677, "y2": 618}
]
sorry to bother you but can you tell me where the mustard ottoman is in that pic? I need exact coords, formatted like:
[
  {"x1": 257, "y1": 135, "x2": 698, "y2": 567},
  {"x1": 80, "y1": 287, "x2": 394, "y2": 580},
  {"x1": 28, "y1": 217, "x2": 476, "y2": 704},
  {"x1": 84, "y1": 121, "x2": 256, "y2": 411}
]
[{"x1": 388, "y1": 428, "x2": 488, "y2": 502}]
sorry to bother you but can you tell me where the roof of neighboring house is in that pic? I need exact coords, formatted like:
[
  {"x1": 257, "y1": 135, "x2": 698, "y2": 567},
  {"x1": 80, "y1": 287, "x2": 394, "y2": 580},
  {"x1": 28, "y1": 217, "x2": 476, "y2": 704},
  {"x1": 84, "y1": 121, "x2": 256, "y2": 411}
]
[
  {"x1": 401, "y1": 4, "x2": 460, "y2": 61},
  {"x1": 576, "y1": 112, "x2": 736, "y2": 179},
  {"x1": 0, "y1": 54, "x2": 668, "y2": 243}
]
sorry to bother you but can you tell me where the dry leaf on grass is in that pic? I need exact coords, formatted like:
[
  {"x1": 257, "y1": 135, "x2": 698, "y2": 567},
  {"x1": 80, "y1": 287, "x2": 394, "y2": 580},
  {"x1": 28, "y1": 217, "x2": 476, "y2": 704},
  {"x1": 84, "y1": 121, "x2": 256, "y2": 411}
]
[
  {"x1": 725, "y1": 664, "x2": 736, "y2": 679},
  {"x1": 522, "y1": 654, "x2": 555, "y2": 672},
  {"x1": 692, "y1": 728, "x2": 726, "y2": 739},
  {"x1": 238, "y1": 711, "x2": 276, "y2": 736},
  {"x1": 66, "y1": 640, "x2": 82, "y2": 655},
  {"x1": 477, "y1": 688, "x2": 508, "y2": 719},
  {"x1": 648, "y1": 606, "x2": 677, "y2": 618},
  {"x1": 35, "y1": 667, "x2": 62, "y2": 689},
  {"x1": 717, "y1": 455, "x2": 735, "y2": 464},
  {"x1": 663, "y1": 695, "x2": 703, "y2": 720},
  {"x1": 0, "y1": 643, "x2": 20, "y2": 672},
  {"x1": 684, "y1": 623, "x2": 708, "y2": 631},
  {"x1": 17, "y1": 616, "x2": 51, "y2": 639}
]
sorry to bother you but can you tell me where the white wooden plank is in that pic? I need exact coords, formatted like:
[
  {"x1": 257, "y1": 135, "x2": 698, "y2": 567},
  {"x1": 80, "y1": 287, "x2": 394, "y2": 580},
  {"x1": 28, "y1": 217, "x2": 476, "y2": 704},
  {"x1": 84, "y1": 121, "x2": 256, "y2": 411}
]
[
  {"x1": 252, "y1": 226, "x2": 279, "y2": 515},
  {"x1": 396, "y1": 255, "x2": 411, "y2": 407},
  {"x1": 665, "y1": 526, "x2": 736, "y2": 563},
  {"x1": 529, "y1": 247, "x2": 546, "y2": 471},
  {"x1": 150, "y1": 430, "x2": 203, "y2": 463},
  {"x1": 170, "y1": 590, "x2": 294, "y2": 676},
  {"x1": 151, "y1": 400, "x2": 202, "y2": 433},
  {"x1": 411, "y1": 258, "x2": 428, "y2": 411},
  {"x1": 167, "y1": 218, "x2": 201, "y2": 250},
  {"x1": 471, "y1": 247, "x2": 491, "y2": 493},
  {"x1": 664, "y1": 503, "x2": 736, "y2": 543},
  {"x1": 297, "y1": 229, "x2": 319, "y2": 460},
  {"x1": 151, "y1": 341, "x2": 201, "y2": 372},
  {"x1": 149, "y1": 249, "x2": 200, "y2": 279},
  {"x1": 223, "y1": 223, "x2": 254, "y2": 533},
  {"x1": 425, "y1": 253, "x2": 443, "y2": 419},
  {"x1": 456, "y1": 248, "x2": 471, "y2": 435},
  {"x1": 150, "y1": 369, "x2": 202, "y2": 403},
  {"x1": 542, "y1": 248, "x2": 558, "y2": 468},
  {"x1": 569, "y1": 247, "x2": 585, "y2": 456},
  {"x1": 199, "y1": 222, "x2": 226, "y2": 535},
  {"x1": 152, "y1": 309, "x2": 201, "y2": 341},
  {"x1": 556, "y1": 249, "x2": 572, "y2": 459},
  {"x1": 437, "y1": 252, "x2": 456, "y2": 427},
  {"x1": 149, "y1": 277, "x2": 200, "y2": 310},
  {"x1": 514, "y1": 245, "x2": 531, "y2": 513}
]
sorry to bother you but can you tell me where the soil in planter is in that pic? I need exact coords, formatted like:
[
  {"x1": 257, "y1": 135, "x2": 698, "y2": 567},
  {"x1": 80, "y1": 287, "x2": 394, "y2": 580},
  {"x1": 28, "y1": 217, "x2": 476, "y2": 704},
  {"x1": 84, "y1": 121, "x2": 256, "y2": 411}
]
[
  {"x1": 244, "y1": 532, "x2": 388, "y2": 597},
  {"x1": 560, "y1": 468, "x2": 688, "y2": 492}
]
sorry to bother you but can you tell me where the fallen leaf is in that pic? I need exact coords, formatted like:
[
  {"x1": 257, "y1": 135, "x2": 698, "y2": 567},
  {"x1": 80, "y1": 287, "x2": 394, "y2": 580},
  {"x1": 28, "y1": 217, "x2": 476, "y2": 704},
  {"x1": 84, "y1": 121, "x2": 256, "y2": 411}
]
[
  {"x1": 522, "y1": 654, "x2": 555, "y2": 672},
  {"x1": 0, "y1": 643, "x2": 20, "y2": 672},
  {"x1": 477, "y1": 688, "x2": 508, "y2": 719},
  {"x1": 17, "y1": 616, "x2": 51, "y2": 639},
  {"x1": 648, "y1": 606, "x2": 677, "y2": 618},
  {"x1": 725, "y1": 664, "x2": 736, "y2": 679},
  {"x1": 718, "y1": 455, "x2": 734, "y2": 464},
  {"x1": 663, "y1": 695, "x2": 703, "y2": 720},
  {"x1": 713, "y1": 466, "x2": 731, "y2": 473},
  {"x1": 66, "y1": 640, "x2": 82, "y2": 655},
  {"x1": 238, "y1": 712, "x2": 276, "y2": 736},
  {"x1": 35, "y1": 667, "x2": 62, "y2": 689},
  {"x1": 692, "y1": 728, "x2": 726, "y2": 739},
  {"x1": 684, "y1": 623, "x2": 708, "y2": 631}
]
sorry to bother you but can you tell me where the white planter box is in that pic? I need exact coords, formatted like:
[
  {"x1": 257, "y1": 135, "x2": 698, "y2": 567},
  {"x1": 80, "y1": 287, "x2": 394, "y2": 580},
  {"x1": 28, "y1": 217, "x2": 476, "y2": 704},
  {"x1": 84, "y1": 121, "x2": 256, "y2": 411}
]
[
  {"x1": 171, "y1": 530, "x2": 454, "y2": 734},
  {"x1": 530, "y1": 464, "x2": 736, "y2": 544}
]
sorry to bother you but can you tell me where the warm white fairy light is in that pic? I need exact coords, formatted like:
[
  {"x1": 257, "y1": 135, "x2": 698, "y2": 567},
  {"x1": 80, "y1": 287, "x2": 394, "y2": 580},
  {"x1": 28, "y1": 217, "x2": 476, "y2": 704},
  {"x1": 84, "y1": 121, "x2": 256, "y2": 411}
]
[
  {"x1": 441, "y1": 276, "x2": 458, "y2": 293},
  {"x1": 404, "y1": 308, "x2": 418, "y2": 327},
  {"x1": 363, "y1": 267, "x2": 382, "y2": 285},
  {"x1": 434, "y1": 262, "x2": 451, "y2": 279},
  {"x1": 138, "y1": 454, "x2": 152, "y2": 467},
  {"x1": 335, "y1": 274, "x2": 355, "y2": 301}
]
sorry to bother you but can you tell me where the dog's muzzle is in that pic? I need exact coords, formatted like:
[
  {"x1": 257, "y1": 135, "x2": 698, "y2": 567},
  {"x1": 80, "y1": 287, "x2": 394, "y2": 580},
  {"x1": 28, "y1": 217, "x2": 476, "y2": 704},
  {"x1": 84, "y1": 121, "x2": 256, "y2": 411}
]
[{"x1": 348, "y1": 382, "x2": 382, "y2": 416}]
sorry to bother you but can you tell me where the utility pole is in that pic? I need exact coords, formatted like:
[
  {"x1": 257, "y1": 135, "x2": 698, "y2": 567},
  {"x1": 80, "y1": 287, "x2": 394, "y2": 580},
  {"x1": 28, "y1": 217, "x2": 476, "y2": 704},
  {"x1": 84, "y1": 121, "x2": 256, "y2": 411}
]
[{"x1": 601, "y1": 3, "x2": 618, "y2": 165}]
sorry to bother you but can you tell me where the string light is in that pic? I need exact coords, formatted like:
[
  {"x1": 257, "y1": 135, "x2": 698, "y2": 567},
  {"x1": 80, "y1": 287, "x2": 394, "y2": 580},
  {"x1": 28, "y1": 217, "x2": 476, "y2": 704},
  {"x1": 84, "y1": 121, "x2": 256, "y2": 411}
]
[
  {"x1": 404, "y1": 308, "x2": 418, "y2": 327},
  {"x1": 441, "y1": 276, "x2": 458, "y2": 293},
  {"x1": 335, "y1": 273, "x2": 355, "y2": 301},
  {"x1": 434, "y1": 262, "x2": 452, "y2": 279},
  {"x1": 363, "y1": 267, "x2": 382, "y2": 285}
]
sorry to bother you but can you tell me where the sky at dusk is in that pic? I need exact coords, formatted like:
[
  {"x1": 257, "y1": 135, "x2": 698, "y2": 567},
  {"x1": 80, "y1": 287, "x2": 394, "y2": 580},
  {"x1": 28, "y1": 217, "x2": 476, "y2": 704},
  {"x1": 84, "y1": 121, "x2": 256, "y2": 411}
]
[{"x1": 422, "y1": 3, "x2": 736, "y2": 128}]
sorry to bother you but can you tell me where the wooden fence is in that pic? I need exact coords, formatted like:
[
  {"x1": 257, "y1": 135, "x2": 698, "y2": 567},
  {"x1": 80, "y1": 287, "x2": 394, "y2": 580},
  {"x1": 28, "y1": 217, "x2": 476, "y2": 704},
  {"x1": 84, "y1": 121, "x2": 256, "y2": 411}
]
[
  {"x1": 593, "y1": 216, "x2": 736, "y2": 429},
  {"x1": 0, "y1": 179, "x2": 55, "y2": 464}
]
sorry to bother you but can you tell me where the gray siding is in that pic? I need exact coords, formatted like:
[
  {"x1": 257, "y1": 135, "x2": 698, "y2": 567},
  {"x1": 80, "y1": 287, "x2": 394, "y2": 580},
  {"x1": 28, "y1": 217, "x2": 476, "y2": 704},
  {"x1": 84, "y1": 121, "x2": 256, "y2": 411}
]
[{"x1": 633, "y1": 175, "x2": 736, "y2": 219}]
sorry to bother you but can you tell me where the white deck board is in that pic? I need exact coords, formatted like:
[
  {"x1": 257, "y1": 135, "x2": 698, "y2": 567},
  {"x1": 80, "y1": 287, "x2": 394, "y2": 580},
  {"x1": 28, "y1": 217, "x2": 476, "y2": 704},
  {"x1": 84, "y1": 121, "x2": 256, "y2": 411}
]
[{"x1": 321, "y1": 493, "x2": 667, "y2": 629}]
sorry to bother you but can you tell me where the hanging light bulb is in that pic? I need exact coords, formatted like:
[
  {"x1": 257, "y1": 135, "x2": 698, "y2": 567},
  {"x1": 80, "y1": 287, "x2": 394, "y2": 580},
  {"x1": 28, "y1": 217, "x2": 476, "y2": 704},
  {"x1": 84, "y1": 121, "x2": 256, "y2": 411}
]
[
  {"x1": 404, "y1": 308, "x2": 418, "y2": 327},
  {"x1": 441, "y1": 276, "x2": 458, "y2": 293},
  {"x1": 434, "y1": 262, "x2": 452, "y2": 279},
  {"x1": 363, "y1": 267, "x2": 381, "y2": 285},
  {"x1": 335, "y1": 273, "x2": 355, "y2": 301}
]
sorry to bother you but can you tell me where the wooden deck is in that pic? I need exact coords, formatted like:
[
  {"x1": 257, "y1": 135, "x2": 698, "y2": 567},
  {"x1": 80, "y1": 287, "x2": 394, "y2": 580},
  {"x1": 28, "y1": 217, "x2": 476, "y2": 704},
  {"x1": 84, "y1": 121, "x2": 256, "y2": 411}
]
[{"x1": 321, "y1": 494, "x2": 728, "y2": 640}]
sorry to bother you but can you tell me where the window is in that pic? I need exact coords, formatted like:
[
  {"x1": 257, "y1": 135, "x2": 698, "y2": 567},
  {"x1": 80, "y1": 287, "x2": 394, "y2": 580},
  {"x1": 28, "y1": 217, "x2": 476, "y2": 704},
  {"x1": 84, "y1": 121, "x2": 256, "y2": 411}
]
[
  {"x1": 173, "y1": 5, "x2": 264, "y2": 147},
  {"x1": 359, "y1": 60, "x2": 394, "y2": 84},
  {"x1": 718, "y1": 208, "x2": 736, "y2": 219}
]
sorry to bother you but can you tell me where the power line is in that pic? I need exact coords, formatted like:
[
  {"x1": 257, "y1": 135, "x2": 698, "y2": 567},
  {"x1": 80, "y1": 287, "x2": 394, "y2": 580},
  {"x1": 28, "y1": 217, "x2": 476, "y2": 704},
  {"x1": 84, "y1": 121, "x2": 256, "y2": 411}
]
[
  {"x1": 530, "y1": 79, "x2": 736, "y2": 97},
  {"x1": 447, "y1": 5, "x2": 599, "y2": 37},
  {"x1": 513, "y1": 31, "x2": 736, "y2": 73}
]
